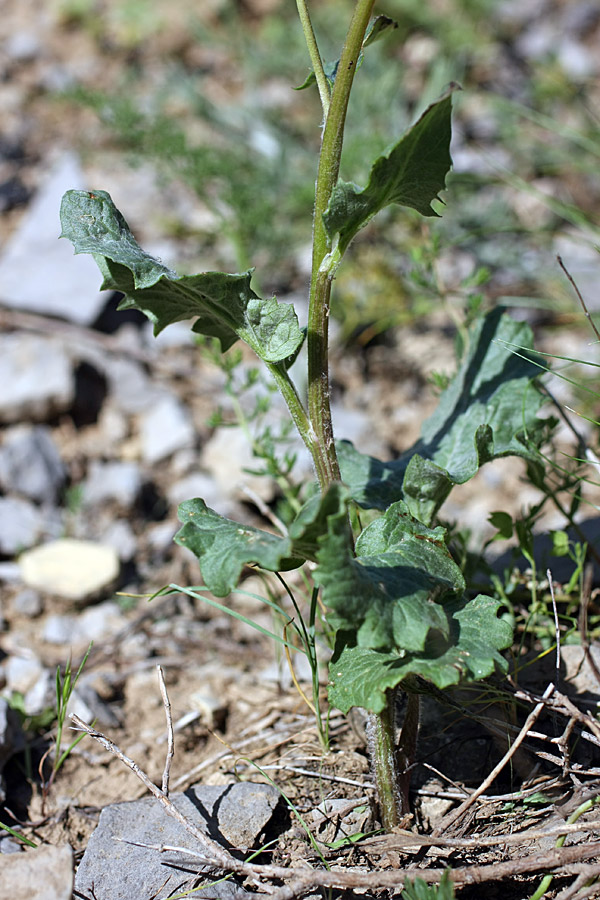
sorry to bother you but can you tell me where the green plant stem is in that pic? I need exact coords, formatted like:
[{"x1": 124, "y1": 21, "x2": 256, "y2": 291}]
[
  {"x1": 266, "y1": 362, "x2": 326, "y2": 485},
  {"x1": 396, "y1": 688, "x2": 420, "y2": 816},
  {"x1": 307, "y1": 0, "x2": 376, "y2": 491},
  {"x1": 369, "y1": 689, "x2": 401, "y2": 830},
  {"x1": 295, "y1": 0, "x2": 330, "y2": 119}
]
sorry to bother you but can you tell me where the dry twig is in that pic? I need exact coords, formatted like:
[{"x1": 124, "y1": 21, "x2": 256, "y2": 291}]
[
  {"x1": 70, "y1": 712, "x2": 600, "y2": 900},
  {"x1": 432, "y1": 683, "x2": 555, "y2": 836}
]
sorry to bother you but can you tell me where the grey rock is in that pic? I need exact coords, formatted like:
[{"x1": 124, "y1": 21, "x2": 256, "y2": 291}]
[
  {"x1": 0, "y1": 153, "x2": 105, "y2": 324},
  {"x1": 0, "y1": 496, "x2": 46, "y2": 555},
  {"x1": 0, "y1": 563, "x2": 21, "y2": 583},
  {"x1": 77, "y1": 601, "x2": 125, "y2": 642},
  {"x1": 0, "y1": 425, "x2": 66, "y2": 504},
  {"x1": 43, "y1": 615, "x2": 78, "y2": 645},
  {"x1": 557, "y1": 38, "x2": 597, "y2": 79},
  {"x1": 515, "y1": 20, "x2": 559, "y2": 60},
  {"x1": 139, "y1": 394, "x2": 195, "y2": 464},
  {"x1": 75, "y1": 782, "x2": 282, "y2": 899},
  {"x1": 0, "y1": 334, "x2": 73, "y2": 424},
  {"x1": 23, "y1": 669, "x2": 55, "y2": 718},
  {"x1": 330, "y1": 403, "x2": 386, "y2": 458},
  {"x1": 103, "y1": 357, "x2": 159, "y2": 415},
  {"x1": 553, "y1": 232, "x2": 599, "y2": 308},
  {"x1": 201, "y1": 426, "x2": 275, "y2": 502},
  {"x1": 561, "y1": 644, "x2": 600, "y2": 702},
  {"x1": 12, "y1": 588, "x2": 44, "y2": 618},
  {"x1": 100, "y1": 519, "x2": 138, "y2": 561},
  {"x1": 0, "y1": 836, "x2": 23, "y2": 854},
  {"x1": 82, "y1": 460, "x2": 142, "y2": 508},
  {"x1": 213, "y1": 782, "x2": 282, "y2": 850},
  {"x1": 0, "y1": 843, "x2": 73, "y2": 900},
  {"x1": 0, "y1": 698, "x2": 24, "y2": 804},
  {"x1": 145, "y1": 520, "x2": 179, "y2": 555},
  {"x1": 167, "y1": 472, "x2": 224, "y2": 510},
  {"x1": 20, "y1": 539, "x2": 120, "y2": 602},
  {"x1": 310, "y1": 797, "x2": 372, "y2": 850},
  {"x1": 43, "y1": 601, "x2": 124, "y2": 644},
  {"x1": 66, "y1": 683, "x2": 120, "y2": 728},
  {"x1": 494, "y1": 0, "x2": 549, "y2": 26},
  {"x1": 4, "y1": 655, "x2": 44, "y2": 695},
  {"x1": 4, "y1": 30, "x2": 42, "y2": 61}
]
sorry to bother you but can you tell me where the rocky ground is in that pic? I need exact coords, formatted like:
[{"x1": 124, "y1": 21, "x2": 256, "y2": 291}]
[{"x1": 1, "y1": 1, "x2": 600, "y2": 898}]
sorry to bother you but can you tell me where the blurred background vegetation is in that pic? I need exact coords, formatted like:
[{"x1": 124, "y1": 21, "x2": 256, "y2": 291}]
[{"x1": 42, "y1": 0, "x2": 599, "y2": 346}]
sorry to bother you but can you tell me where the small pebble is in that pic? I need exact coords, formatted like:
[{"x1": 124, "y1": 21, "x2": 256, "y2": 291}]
[{"x1": 11, "y1": 588, "x2": 43, "y2": 618}]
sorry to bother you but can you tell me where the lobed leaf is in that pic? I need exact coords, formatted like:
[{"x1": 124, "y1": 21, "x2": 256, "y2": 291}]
[
  {"x1": 175, "y1": 484, "x2": 347, "y2": 597},
  {"x1": 339, "y1": 308, "x2": 549, "y2": 523},
  {"x1": 323, "y1": 85, "x2": 458, "y2": 256},
  {"x1": 60, "y1": 190, "x2": 304, "y2": 364},
  {"x1": 314, "y1": 500, "x2": 464, "y2": 654},
  {"x1": 329, "y1": 594, "x2": 513, "y2": 713}
]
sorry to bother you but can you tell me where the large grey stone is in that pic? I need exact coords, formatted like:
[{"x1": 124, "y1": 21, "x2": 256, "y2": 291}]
[
  {"x1": 0, "y1": 425, "x2": 66, "y2": 504},
  {"x1": 0, "y1": 843, "x2": 73, "y2": 900},
  {"x1": 19, "y1": 539, "x2": 120, "y2": 602},
  {"x1": 75, "y1": 782, "x2": 282, "y2": 900},
  {"x1": 0, "y1": 334, "x2": 73, "y2": 424},
  {"x1": 0, "y1": 153, "x2": 105, "y2": 324}
]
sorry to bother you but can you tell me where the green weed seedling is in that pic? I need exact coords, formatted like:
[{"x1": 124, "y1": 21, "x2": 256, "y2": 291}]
[
  {"x1": 60, "y1": 2, "x2": 552, "y2": 830},
  {"x1": 401, "y1": 870, "x2": 455, "y2": 900},
  {"x1": 40, "y1": 643, "x2": 93, "y2": 810}
]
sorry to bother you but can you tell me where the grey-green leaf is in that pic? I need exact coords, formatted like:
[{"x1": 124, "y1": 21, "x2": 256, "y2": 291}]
[
  {"x1": 60, "y1": 190, "x2": 303, "y2": 364},
  {"x1": 315, "y1": 500, "x2": 464, "y2": 654},
  {"x1": 329, "y1": 594, "x2": 512, "y2": 713},
  {"x1": 323, "y1": 85, "x2": 458, "y2": 255},
  {"x1": 339, "y1": 308, "x2": 549, "y2": 523}
]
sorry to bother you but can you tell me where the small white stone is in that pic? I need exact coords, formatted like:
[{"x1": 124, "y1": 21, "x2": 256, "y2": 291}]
[{"x1": 19, "y1": 539, "x2": 120, "y2": 602}]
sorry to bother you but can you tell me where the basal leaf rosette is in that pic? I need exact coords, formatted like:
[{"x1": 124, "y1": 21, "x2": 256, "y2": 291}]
[
  {"x1": 60, "y1": 190, "x2": 304, "y2": 364},
  {"x1": 314, "y1": 499, "x2": 464, "y2": 654},
  {"x1": 314, "y1": 499, "x2": 512, "y2": 714},
  {"x1": 329, "y1": 594, "x2": 513, "y2": 714}
]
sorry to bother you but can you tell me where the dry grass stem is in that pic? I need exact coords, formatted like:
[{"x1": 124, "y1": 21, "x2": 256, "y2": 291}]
[{"x1": 157, "y1": 664, "x2": 174, "y2": 796}]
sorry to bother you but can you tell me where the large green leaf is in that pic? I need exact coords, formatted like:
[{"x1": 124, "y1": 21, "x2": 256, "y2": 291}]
[
  {"x1": 60, "y1": 190, "x2": 304, "y2": 364},
  {"x1": 323, "y1": 86, "x2": 457, "y2": 256},
  {"x1": 329, "y1": 594, "x2": 513, "y2": 713},
  {"x1": 339, "y1": 308, "x2": 549, "y2": 523},
  {"x1": 314, "y1": 500, "x2": 464, "y2": 654},
  {"x1": 175, "y1": 484, "x2": 346, "y2": 597}
]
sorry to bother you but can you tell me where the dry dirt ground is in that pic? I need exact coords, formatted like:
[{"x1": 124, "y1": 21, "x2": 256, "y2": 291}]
[{"x1": 1, "y1": 1, "x2": 600, "y2": 898}]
